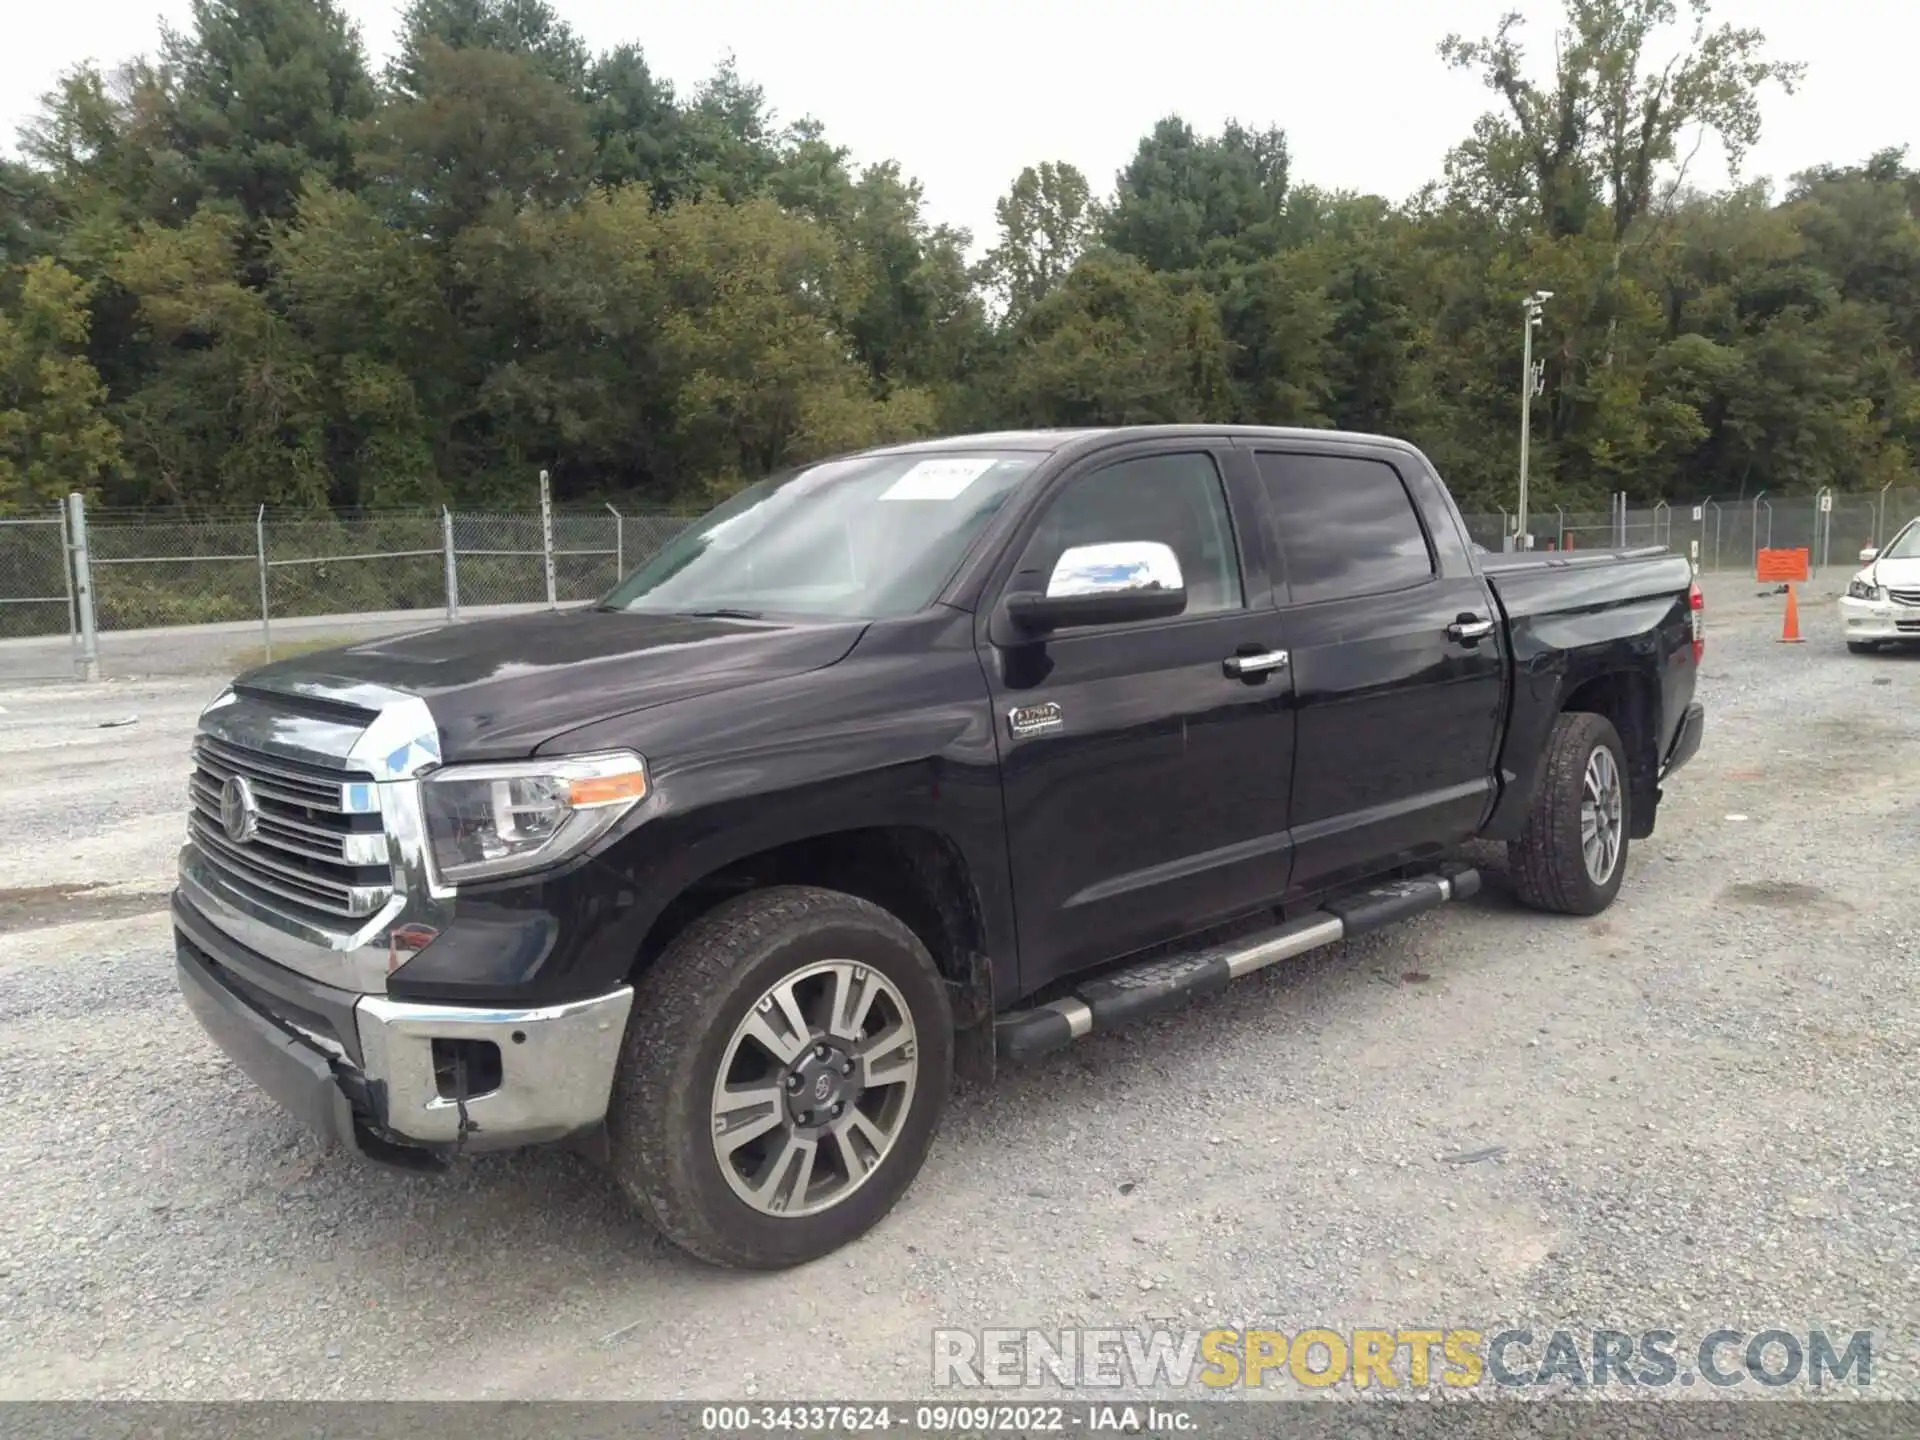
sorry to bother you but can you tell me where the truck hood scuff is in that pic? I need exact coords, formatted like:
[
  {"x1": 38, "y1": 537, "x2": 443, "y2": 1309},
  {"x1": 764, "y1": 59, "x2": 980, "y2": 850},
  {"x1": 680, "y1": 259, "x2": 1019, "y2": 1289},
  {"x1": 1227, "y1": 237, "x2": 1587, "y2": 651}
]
[{"x1": 239, "y1": 609, "x2": 869, "y2": 762}]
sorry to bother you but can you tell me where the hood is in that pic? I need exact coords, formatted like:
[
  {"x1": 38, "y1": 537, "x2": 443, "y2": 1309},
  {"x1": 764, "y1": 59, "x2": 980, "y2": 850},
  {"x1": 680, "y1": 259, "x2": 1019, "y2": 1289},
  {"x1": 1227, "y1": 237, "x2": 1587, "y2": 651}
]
[
  {"x1": 1864, "y1": 555, "x2": 1920, "y2": 590},
  {"x1": 239, "y1": 607, "x2": 867, "y2": 761}
]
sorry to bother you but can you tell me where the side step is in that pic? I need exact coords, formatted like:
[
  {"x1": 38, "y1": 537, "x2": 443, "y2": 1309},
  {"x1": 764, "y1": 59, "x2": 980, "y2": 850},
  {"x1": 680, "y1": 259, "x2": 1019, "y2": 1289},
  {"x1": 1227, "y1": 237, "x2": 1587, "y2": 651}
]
[{"x1": 994, "y1": 867, "x2": 1480, "y2": 1060}]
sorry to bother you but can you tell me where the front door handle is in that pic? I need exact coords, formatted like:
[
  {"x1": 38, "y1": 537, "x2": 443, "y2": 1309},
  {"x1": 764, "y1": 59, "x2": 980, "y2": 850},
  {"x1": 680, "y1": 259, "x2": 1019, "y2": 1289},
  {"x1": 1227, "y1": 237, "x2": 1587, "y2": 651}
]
[
  {"x1": 1224, "y1": 649, "x2": 1289, "y2": 678},
  {"x1": 1448, "y1": 614, "x2": 1496, "y2": 643}
]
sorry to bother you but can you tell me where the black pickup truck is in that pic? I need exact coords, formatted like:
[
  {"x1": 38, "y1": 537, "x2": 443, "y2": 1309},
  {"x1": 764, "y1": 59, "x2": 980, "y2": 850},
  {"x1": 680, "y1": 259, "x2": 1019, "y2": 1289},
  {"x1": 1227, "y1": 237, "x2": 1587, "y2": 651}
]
[{"x1": 173, "y1": 425, "x2": 1705, "y2": 1268}]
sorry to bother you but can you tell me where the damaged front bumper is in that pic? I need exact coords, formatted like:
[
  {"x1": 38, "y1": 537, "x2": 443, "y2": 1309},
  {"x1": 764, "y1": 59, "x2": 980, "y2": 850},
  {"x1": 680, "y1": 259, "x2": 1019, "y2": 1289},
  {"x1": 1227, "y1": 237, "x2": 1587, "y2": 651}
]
[
  {"x1": 174, "y1": 891, "x2": 632, "y2": 1166},
  {"x1": 1838, "y1": 594, "x2": 1920, "y2": 642}
]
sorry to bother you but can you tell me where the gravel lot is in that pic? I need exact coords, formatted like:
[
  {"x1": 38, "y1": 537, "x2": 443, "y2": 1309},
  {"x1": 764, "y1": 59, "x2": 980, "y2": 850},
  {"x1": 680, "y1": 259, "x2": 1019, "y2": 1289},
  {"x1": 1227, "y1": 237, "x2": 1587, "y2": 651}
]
[{"x1": 1, "y1": 573, "x2": 1915, "y2": 1402}]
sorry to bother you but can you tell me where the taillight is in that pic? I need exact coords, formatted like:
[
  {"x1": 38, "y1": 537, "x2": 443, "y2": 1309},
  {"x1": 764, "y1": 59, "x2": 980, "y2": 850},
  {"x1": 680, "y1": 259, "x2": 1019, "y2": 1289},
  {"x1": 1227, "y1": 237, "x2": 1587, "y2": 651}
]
[{"x1": 1689, "y1": 579, "x2": 1705, "y2": 663}]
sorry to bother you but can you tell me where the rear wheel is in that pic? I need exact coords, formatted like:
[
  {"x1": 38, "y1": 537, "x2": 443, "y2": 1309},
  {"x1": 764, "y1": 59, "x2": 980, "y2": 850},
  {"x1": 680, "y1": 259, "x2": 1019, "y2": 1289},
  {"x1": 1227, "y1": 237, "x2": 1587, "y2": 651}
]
[
  {"x1": 606, "y1": 886, "x2": 953, "y2": 1269},
  {"x1": 1508, "y1": 711, "x2": 1630, "y2": 916}
]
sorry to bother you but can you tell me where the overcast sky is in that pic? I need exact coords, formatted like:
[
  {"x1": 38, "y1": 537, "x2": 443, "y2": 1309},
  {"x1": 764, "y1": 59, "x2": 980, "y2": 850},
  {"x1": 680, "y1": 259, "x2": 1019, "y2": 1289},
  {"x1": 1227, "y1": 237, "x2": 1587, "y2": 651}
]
[{"x1": 6, "y1": 0, "x2": 1914, "y2": 253}]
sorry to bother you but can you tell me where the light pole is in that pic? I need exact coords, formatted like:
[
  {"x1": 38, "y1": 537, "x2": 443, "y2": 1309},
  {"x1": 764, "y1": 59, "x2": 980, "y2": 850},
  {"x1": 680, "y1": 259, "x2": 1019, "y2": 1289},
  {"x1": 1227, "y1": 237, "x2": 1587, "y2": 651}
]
[{"x1": 1518, "y1": 290, "x2": 1551, "y2": 547}]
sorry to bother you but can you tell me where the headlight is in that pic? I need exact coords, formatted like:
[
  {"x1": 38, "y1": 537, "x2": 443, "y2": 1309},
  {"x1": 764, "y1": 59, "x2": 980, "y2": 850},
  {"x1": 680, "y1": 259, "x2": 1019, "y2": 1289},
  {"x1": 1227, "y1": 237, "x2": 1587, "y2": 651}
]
[
  {"x1": 422, "y1": 751, "x2": 648, "y2": 883},
  {"x1": 1848, "y1": 578, "x2": 1885, "y2": 601}
]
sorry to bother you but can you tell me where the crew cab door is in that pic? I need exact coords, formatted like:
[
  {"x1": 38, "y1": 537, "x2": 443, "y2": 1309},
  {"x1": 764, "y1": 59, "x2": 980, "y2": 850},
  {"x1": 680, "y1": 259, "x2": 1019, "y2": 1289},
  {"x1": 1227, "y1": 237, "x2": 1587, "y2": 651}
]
[
  {"x1": 979, "y1": 441, "x2": 1294, "y2": 992},
  {"x1": 1244, "y1": 442, "x2": 1507, "y2": 896}
]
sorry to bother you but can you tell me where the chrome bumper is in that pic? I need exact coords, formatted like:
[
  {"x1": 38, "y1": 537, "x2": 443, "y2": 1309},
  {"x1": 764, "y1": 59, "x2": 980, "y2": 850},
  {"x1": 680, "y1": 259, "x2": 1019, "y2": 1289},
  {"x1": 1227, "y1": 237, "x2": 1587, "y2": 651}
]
[
  {"x1": 357, "y1": 987, "x2": 634, "y2": 1149},
  {"x1": 177, "y1": 677, "x2": 635, "y2": 1157},
  {"x1": 175, "y1": 895, "x2": 632, "y2": 1157}
]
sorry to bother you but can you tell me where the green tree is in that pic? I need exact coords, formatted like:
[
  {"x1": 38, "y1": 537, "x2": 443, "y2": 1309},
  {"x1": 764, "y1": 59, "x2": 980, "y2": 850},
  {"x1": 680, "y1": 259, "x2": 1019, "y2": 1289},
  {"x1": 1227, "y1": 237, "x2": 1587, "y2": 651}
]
[
  {"x1": 666, "y1": 57, "x2": 789, "y2": 205},
  {"x1": 1786, "y1": 149, "x2": 1920, "y2": 359},
  {"x1": 272, "y1": 182, "x2": 444, "y2": 504},
  {"x1": 160, "y1": 0, "x2": 375, "y2": 225},
  {"x1": 0, "y1": 258, "x2": 123, "y2": 507},
  {"x1": 362, "y1": 38, "x2": 593, "y2": 241},
  {"x1": 651, "y1": 196, "x2": 933, "y2": 492},
  {"x1": 585, "y1": 43, "x2": 684, "y2": 197},
  {"x1": 1103, "y1": 118, "x2": 1290, "y2": 272},
  {"x1": 0, "y1": 161, "x2": 61, "y2": 269},
  {"x1": 834, "y1": 163, "x2": 981, "y2": 391},
  {"x1": 19, "y1": 60, "x2": 185, "y2": 229},
  {"x1": 113, "y1": 211, "x2": 328, "y2": 505},
  {"x1": 989, "y1": 250, "x2": 1231, "y2": 426},
  {"x1": 387, "y1": 0, "x2": 588, "y2": 99},
  {"x1": 980, "y1": 162, "x2": 1096, "y2": 317},
  {"x1": 1441, "y1": 0, "x2": 1804, "y2": 241}
]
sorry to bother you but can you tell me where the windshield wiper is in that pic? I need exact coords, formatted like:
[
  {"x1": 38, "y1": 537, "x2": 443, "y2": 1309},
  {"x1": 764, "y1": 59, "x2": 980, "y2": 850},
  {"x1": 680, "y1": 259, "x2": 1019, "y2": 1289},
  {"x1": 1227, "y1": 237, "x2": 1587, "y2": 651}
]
[{"x1": 682, "y1": 607, "x2": 766, "y2": 620}]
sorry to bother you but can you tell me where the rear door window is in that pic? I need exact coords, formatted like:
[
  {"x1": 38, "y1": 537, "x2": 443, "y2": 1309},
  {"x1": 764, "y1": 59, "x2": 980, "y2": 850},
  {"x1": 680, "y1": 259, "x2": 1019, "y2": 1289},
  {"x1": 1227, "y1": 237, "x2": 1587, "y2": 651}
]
[{"x1": 1253, "y1": 452, "x2": 1435, "y2": 604}]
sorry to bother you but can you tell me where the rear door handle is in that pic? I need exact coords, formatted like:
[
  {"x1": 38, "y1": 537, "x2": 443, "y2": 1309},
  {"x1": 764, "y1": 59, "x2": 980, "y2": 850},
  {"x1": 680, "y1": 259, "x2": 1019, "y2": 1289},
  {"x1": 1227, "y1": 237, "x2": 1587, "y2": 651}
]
[
  {"x1": 1224, "y1": 649, "x2": 1289, "y2": 677},
  {"x1": 1448, "y1": 614, "x2": 1496, "y2": 643}
]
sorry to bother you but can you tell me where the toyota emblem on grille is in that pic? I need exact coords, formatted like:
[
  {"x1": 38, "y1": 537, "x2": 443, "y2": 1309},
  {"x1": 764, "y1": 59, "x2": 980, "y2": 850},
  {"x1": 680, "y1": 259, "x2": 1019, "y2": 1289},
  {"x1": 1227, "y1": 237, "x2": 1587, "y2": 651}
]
[{"x1": 220, "y1": 775, "x2": 260, "y2": 844}]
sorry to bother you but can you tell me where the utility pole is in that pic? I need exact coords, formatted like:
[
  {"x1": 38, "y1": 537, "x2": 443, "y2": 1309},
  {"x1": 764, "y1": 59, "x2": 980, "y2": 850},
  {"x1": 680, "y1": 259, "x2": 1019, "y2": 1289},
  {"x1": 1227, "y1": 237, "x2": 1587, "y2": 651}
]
[{"x1": 1518, "y1": 290, "x2": 1552, "y2": 547}]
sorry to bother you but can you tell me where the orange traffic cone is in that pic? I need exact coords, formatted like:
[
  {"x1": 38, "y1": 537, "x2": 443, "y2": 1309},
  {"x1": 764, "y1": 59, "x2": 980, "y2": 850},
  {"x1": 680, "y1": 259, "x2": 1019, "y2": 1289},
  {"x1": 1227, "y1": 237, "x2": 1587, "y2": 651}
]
[{"x1": 1779, "y1": 583, "x2": 1804, "y2": 644}]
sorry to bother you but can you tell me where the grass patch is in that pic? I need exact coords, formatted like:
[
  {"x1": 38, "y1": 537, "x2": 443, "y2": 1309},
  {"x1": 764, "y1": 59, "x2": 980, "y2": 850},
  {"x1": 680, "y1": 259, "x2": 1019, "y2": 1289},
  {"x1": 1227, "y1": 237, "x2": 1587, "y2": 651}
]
[{"x1": 225, "y1": 634, "x2": 359, "y2": 671}]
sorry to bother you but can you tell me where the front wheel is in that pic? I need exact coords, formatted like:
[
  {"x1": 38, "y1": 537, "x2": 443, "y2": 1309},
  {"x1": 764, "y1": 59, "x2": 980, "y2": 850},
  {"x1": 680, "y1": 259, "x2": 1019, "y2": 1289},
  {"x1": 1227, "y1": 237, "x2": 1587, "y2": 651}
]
[
  {"x1": 1508, "y1": 711, "x2": 1630, "y2": 916},
  {"x1": 606, "y1": 886, "x2": 953, "y2": 1269}
]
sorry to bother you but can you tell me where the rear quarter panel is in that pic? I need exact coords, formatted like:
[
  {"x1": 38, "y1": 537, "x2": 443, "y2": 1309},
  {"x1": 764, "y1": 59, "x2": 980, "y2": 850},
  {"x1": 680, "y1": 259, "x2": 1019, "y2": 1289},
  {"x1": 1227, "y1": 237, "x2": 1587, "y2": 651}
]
[{"x1": 1479, "y1": 551, "x2": 1697, "y2": 842}]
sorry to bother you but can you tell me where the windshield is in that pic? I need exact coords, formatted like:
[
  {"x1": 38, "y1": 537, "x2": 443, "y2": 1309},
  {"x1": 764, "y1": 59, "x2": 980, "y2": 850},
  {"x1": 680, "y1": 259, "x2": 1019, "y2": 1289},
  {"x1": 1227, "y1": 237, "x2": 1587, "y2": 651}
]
[
  {"x1": 602, "y1": 451, "x2": 1042, "y2": 621},
  {"x1": 1882, "y1": 521, "x2": 1920, "y2": 561}
]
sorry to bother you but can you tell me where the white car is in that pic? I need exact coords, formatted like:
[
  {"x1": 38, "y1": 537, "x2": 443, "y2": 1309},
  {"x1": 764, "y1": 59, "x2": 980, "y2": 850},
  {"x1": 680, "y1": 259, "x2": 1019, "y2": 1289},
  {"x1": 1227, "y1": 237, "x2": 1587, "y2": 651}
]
[{"x1": 1840, "y1": 518, "x2": 1920, "y2": 652}]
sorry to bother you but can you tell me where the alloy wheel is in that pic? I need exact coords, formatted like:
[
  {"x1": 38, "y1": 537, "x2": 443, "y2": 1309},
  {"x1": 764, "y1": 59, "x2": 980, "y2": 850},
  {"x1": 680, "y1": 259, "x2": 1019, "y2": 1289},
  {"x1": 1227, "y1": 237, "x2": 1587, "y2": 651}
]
[
  {"x1": 709, "y1": 960, "x2": 919, "y2": 1218},
  {"x1": 1580, "y1": 745, "x2": 1624, "y2": 885}
]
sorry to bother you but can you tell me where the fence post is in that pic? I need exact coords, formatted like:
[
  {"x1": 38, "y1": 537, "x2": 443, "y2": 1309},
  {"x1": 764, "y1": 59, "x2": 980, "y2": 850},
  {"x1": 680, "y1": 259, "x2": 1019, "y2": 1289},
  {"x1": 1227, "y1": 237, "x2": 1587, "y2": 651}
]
[
  {"x1": 65, "y1": 493, "x2": 99, "y2": 681},
  {"x1": 1813, "y1": 488, "x2": 1833, "y2": 574},
  {"x1": 1878, "y1": 481, "x2": 1894, "y2": 548},
  {"x1": 607, "y1": 502, "x2": 623, "y2": 578},
  {"x1": 58, "y1": 497, "x2": 79, "y2": 677},
  {"x1": 256, "y1": 504, "x2": 272, "y2": 662},
  {"x1": 443, "y1": 506, "x2": 460, "y2": 622},
  {"x1": 539, "y1": 469, "x2": 557, "y2": 610}
]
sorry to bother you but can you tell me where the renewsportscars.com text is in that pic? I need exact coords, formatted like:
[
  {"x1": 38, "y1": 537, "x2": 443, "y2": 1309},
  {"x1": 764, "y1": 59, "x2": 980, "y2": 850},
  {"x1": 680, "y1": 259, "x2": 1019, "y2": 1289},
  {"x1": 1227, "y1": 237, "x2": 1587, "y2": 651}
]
[{"x1": 931, "y1": 1327, "x2": 1873, "y2": 1391}]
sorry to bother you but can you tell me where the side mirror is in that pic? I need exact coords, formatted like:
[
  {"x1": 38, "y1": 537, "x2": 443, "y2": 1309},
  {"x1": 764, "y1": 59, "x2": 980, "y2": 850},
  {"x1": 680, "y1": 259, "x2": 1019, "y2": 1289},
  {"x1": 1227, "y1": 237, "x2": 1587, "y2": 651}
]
[
  {"x1": 1004, "y1": 541, "x2": 1187, "y2": 634},
  {"x1": 1860, "y1": 546, "x2": 1879, "y2": 564}
]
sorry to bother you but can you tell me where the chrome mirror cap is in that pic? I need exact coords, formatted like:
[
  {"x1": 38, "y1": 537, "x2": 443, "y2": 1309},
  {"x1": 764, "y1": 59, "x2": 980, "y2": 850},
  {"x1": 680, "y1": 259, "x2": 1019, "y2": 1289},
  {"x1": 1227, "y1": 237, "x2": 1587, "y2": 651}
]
[{"x1": 1045, "y1": 542, "x2": 1184, "y2": 599}]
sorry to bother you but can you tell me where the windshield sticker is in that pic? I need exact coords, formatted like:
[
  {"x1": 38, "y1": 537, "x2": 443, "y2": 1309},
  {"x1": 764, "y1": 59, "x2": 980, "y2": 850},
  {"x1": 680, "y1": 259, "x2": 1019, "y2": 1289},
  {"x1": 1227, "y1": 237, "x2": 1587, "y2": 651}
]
[{"x1": 879, "y1": 457, "x2": 998, "y2": 502}]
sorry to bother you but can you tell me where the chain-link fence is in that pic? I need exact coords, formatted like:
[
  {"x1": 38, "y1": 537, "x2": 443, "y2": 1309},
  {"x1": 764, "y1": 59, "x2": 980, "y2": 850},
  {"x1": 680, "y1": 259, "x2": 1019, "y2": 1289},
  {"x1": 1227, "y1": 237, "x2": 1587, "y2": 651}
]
[
  {"x1": 0, "y1": 504, "x2": 81, "y2": 677},
  {"x1": 83, "y1": 499, "x2": 696, "y2": 652},
  {"x1": 1463, "y1": 487, "x2": 1920, "y2": 576},
  {"x1": 1461, "y1": 503, "x2": 1682, "y2": 556},
  {"x1": 7, "y1": 489, "x2": 694, "y2": 676},
  {"x1": 10, "y1": 478, "x2": 1920, "y2": 681},
  {"x1": 89, "y1": 512, "x2": 260, "y2": 629}
]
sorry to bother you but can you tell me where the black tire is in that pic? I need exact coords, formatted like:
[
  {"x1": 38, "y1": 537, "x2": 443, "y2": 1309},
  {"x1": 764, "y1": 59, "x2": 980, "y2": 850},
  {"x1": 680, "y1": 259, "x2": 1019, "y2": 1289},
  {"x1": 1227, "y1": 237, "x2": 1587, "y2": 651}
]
[
  {"x1": 1847, "y1": 641, "x2": 1881, "y2": 655},
  {"x1": 606, "y1": 885, "x2": 953, "y2": 1269},
  {"x1": 1507, "y1": 711, "x2": 1630, "y2": 916}
]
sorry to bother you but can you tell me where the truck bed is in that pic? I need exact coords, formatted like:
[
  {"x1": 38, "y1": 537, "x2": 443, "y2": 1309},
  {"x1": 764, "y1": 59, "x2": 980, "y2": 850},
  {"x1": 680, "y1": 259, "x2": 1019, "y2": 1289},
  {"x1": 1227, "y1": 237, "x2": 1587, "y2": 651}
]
[
  {"x1": 1477, "y1": 544, "x2": 1671, "y2": 575},
  {"x1": 1481, "y1": 546, "x2": 1693, "y2": 627}
]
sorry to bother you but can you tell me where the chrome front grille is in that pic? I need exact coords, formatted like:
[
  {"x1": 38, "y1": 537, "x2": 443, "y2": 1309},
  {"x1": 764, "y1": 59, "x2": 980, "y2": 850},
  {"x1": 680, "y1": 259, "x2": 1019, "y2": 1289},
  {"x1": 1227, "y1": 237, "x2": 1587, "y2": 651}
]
[
  {"x1": 187, "y1": 736, "x2": 393, "y2": 926},
  {"x1": 1888, "y1": 588, "x2": 1920, "y2": 607}
]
